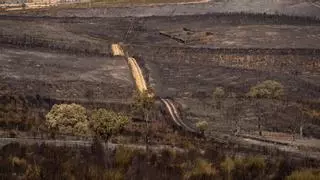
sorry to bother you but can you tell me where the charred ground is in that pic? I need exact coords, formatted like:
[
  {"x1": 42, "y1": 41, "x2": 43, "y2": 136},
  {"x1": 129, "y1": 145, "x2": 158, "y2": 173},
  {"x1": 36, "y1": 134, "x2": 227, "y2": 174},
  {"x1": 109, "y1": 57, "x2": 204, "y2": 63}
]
[{"x1": 0, "y1": 11, "x2": 319, "y2": 177}]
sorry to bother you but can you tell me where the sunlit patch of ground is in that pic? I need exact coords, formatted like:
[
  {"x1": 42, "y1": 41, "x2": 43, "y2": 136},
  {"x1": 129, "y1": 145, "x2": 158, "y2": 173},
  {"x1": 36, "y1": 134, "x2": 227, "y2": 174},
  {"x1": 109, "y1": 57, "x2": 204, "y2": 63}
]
[{"x1": 0, "y1": 0, "x2": 207, "y2": 12}]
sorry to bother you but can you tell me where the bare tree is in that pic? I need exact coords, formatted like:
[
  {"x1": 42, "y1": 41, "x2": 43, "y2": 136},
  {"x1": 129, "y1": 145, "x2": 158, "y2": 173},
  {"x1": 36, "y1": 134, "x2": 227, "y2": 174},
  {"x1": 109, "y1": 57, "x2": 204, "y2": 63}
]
[
  {"x1": 295, "y1": 103, "x2": 312, "y2": 139},
  {"x1": 226, "y1": 97, "x2": 243, "y2": 135},
  {"x1": 255, "y1": 100, "x2": 265, "y2": 136}
]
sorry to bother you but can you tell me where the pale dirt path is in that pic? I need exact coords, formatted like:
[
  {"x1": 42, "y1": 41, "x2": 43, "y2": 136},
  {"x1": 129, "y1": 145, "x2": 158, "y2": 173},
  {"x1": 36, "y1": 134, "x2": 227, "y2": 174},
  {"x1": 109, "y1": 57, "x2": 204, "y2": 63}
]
[
  {"x1": 0, "y1": 137, "x2": 185, "y2": 152},
  {"x1": 241, "y1": 137, "x2": 320, "y2": 160},
  {"x1": 128, "y1": 57, "x2": 148, "y2": 92},
  {"x1": 111, "y1": 44, "x2": 148, "y2": 93},
  {"x1": 1, "y1": 136, "x2": 320, "y2": 160},
  {"x1": 309, "y1": 0, "x2": 320, "y2": 8}
]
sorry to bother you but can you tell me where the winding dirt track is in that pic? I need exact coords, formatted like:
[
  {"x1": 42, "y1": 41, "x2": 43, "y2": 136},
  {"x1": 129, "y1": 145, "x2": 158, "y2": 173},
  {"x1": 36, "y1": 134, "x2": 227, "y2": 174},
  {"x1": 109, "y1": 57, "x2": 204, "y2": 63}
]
[
  {"x1": 162, "y1": 99, "x2": 197, "y2": 133},
  {"x1": 111, "y1": 44, "x2": 147, "y2": 92},
  {"x1": 309, "y1": 0, "x2": 320, "y2": 8},
  {"x1": 161, "y1": 98, "x2": 182, "y2": 127},
  {"x1": 128, "y1": 57, "x2": 198, "y2": 132},
  {"x1": 111, "y1": 44, "x2": 198, "y2": 133}
]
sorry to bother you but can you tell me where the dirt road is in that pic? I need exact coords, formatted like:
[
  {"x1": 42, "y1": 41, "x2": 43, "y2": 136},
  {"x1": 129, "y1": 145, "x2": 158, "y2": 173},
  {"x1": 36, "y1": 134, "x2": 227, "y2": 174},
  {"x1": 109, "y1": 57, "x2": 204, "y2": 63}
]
[{"x1": 0, "y1": 137, "x2": 185, "y2": 152}]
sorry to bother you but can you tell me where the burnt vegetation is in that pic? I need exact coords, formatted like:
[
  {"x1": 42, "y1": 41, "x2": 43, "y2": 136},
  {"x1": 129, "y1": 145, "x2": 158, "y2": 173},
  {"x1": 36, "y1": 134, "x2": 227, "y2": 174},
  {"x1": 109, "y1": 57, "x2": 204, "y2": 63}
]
[
  {"x1": 0, "y1": 9, "x2": 319, "y2": 180},
  {"x1": 0, "y1": 142, "x2": 319, "y2": 180}
]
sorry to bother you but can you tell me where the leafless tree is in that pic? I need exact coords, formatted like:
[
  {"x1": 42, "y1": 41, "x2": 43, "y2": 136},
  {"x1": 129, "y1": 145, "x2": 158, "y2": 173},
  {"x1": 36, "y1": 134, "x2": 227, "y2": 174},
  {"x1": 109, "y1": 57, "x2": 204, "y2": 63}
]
[{"x1": 225, "y1": 97, "x2": 244, "y2": 135}]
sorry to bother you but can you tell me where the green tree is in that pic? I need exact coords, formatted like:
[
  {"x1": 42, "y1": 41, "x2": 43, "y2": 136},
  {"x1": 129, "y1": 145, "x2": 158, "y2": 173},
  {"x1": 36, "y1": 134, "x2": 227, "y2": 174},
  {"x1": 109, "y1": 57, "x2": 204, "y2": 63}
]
[
  {"x1": 132, "y1": 90, "x2": 155, "y2": 121},
  {"x1": 196, "y1": 120, "x2": 208, "y2": 135},
  {"x1": 45, "y1": 103, "x2": 89, "y2": 136},
  {"x1": 132, "y1": 90, "x2": 155, "y2": 152},
  {"x1": 293, "y1": 104, "x2": 319, "y2": 139},
  {"x1": 247, "y1": 80, "x2": 284, "y2": 99},
  {"x1": 90, "y1": 109, "x2": 129, "y2": 141},
  {"x1": 213, "y1": 87, "x2": 226, "y2": 109},
  {"x1": 247, "y1": 80, "x2": 284, "y2": 136}
]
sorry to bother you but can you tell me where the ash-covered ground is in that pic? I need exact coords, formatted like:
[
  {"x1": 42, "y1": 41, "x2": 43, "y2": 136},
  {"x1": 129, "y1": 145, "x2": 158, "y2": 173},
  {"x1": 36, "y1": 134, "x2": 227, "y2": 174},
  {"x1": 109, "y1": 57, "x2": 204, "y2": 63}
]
[
  {"x1": 0, "y1": 47, "x2": 133, "y2": 102},
  {"x1": 0, "y1": 11, "x2": 319, "y2": 144}
]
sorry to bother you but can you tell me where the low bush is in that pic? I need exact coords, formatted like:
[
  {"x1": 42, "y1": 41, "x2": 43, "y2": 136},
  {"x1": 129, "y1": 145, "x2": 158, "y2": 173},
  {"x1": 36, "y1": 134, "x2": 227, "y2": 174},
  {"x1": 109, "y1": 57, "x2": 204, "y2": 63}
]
[
  {"x1": 220, "y1": 157, "x2": 235, "y2": 179},
  {"x1": 286, "y1": 169, "x2": 320, "y2": 180},
  {"x1": 233, "y1": 156, "x2": 266, "y2": 180},
  {"x1": 115, "y1": 146, "x2": 136, "y2": 168},
  {"x1": 183, "y1": 158, "x2": 216, "y2": 179}
]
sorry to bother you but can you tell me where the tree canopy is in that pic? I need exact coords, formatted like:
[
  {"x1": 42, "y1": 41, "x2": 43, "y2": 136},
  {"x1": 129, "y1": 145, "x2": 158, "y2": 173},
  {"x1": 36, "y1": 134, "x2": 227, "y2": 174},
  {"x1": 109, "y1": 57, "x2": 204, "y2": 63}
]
[
  {"x1": 213, "y1": 87, "x2": 226, "y2": 99},
  {"x1": 90, "y1": 109, "x2": 129, "y2": 140},
  {"x1": 132, "y1": 90, "x2": 155, "y2": 120},
  {"x1": 196, "y1": 120, "x2": 209, "y2": 134},
  {"x1": 45, "y1": 103, "x2": 89, "y2": 135},
  {"x1": 247, "y1": 80, "x2": 284, "y2": 99}
]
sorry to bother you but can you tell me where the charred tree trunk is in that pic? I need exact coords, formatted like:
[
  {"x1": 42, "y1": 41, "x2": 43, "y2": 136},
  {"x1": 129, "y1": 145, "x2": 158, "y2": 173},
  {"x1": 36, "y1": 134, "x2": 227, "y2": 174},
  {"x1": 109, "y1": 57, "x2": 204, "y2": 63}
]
[
  {"x1": 256, "y1": 101, "x2": 263, "y2": 136},
  {"x1": 145, "y1": 110, "x2": 150, "y2": 154},
  {"x1": 258, "y1": 119, "x2": 262, "y2": 136}
]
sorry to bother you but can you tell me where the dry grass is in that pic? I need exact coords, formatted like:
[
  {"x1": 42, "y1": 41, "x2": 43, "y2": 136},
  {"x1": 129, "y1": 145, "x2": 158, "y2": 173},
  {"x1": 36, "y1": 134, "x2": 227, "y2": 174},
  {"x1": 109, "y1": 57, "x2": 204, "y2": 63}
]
[
  {"x1": 182, "y1": 158, "x2": 216, "y2": 179},
  {"x1": 9, "y1": 156, "x2": 27, "y2": 168},
  {"x1": 115, "y1": 146, "x2": 136, "y2": 168},
  {"x1": 286, "y1": 169, "x2": 320, "y2": 180}
]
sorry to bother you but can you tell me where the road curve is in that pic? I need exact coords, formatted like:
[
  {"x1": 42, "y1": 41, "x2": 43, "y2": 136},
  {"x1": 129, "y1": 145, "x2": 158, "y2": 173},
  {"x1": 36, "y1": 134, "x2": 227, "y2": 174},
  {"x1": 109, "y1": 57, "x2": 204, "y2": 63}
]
[
  {"x1": 121, "y1": 44, "x2": 197, "y2": 133},
  {"x1": 161, "y1": 98, "x2": 198, "y2": 133},
  {"x1": 161, "y1": 98, "x2": 182, "y2": 127},
  {"x1": 309, "y1": 0, "x2": 320, "y2": 8},
  {"x1": 165, "y1": 99, "x2": 197, "y2": 133}
]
